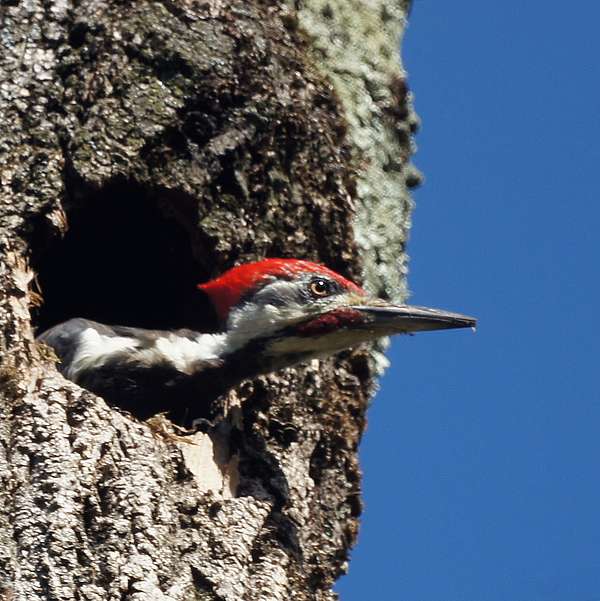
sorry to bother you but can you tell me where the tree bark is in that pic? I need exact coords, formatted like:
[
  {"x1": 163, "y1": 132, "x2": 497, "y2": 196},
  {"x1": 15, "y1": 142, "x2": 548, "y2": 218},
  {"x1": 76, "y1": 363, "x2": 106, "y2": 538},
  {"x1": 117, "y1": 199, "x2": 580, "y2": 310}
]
[{"x1": 0, "y1": 1, "x2": 417, "y2": 599}]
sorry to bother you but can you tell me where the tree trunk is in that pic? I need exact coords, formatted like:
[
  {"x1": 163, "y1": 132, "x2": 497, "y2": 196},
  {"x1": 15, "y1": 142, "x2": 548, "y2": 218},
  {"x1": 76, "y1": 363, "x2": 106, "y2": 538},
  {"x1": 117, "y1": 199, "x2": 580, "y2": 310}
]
[{"x1": 0, "y1": 1, "x2": 417, "y2": 599}]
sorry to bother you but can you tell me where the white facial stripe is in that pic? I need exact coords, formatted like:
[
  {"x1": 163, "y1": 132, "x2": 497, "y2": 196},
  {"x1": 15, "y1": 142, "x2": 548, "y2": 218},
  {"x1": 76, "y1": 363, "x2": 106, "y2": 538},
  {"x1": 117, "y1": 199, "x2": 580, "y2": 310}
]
[
  {"x1": 67, "y1": 328, "x2": 141, "y2": 380},
  {"x1": 226, "y1": 278, "x2": 353, "y2": 341}
]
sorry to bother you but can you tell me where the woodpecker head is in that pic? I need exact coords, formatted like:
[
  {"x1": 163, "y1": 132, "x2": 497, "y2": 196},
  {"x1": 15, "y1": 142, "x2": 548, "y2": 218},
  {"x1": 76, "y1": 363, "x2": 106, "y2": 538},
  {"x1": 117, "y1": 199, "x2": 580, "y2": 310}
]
[{"x1": 198, "y1": 259, "x2": 475, "y2": 373}]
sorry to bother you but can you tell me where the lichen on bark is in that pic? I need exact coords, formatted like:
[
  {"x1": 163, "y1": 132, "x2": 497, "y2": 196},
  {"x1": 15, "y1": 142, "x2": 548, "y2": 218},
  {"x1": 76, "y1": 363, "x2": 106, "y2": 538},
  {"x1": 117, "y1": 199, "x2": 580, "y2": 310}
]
[
  {"x1": 298, "y1": 0, "x2": 421, "y2": 302},
  {"x1": 0, "y1": 1, "x2": 416, "y2": 599}
]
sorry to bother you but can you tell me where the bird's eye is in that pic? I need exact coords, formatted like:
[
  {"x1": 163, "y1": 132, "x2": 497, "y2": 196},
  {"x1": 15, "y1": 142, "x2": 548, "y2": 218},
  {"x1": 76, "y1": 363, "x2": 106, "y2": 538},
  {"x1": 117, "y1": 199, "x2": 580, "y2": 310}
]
[{"x1": 309, "y1": 278, "x2": 332, "y2": 297}]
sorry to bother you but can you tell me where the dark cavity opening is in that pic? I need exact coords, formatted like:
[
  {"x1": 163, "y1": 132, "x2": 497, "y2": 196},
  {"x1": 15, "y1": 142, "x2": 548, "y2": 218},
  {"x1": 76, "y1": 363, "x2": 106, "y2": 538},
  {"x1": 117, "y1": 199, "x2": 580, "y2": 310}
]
[
  {"x1": 33, "y1": 182, "x2": 218, "y2": 335},
  {"x1": 30, "y1": 182, "x2": 222, "y2": 424}
]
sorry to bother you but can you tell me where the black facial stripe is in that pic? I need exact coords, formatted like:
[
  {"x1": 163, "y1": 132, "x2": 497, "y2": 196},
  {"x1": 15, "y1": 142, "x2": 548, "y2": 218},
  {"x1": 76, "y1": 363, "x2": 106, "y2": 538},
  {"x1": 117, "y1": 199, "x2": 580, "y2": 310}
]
[
  {"x1": 234, "y1": 277, "x2": 284, "y2": 308},
  {"x1": 234, "y1": 274, "x2": 345, "y2": 311}
]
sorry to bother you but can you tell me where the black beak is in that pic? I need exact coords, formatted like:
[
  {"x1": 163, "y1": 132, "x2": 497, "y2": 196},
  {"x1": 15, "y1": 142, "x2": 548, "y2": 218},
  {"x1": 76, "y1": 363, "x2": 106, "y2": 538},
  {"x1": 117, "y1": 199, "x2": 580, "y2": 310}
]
[{"x1": 350, "y1": 303, "x2": 477, "y2": 334}]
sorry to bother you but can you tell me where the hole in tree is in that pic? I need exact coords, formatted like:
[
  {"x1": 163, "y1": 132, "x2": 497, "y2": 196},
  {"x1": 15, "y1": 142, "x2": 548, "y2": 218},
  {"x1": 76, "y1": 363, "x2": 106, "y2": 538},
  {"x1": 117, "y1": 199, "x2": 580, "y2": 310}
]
[
  {"x1": 31, "y1": 181, "x2": 221, "y2": 424},
  {"x1": 33, "y1": 182, "x2": 217, "y2": 333}
]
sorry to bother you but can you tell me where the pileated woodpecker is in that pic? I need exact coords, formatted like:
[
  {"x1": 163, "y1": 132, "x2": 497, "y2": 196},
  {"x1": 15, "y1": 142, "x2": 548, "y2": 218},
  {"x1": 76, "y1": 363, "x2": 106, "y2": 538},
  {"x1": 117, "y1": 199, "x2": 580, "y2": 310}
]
[{"x1": 38, "y1": 259, "x2": 475, "y2": 422}]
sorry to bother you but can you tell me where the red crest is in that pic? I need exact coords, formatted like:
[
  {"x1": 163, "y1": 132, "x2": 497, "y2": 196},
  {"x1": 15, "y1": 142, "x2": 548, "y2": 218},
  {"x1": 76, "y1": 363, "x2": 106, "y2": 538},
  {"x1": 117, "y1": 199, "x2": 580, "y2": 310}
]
[{"x1": 198, "y1": 258, "x2": 365, "y2": 321}]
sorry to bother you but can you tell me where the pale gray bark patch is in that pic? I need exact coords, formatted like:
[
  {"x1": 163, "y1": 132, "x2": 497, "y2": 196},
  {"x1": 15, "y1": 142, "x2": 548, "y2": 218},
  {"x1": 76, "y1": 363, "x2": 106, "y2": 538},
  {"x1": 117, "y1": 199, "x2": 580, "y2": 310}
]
[
  {"x1": 0, "y1": 0, "x2": 413, "y2": 599},
  {"x1": 299, "y1": 0, "x2": 421, "y2": 302},
  {"x1": 298, "y1": 0, "x2": 421, "y2": 376}
]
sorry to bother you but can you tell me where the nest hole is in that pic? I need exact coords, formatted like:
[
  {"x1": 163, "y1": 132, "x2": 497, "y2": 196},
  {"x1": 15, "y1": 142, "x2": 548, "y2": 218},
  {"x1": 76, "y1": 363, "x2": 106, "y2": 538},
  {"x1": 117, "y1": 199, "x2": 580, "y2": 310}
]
[
  {"x1": 32, "y1": 182, "x2": 218, "y2": 336},
  {"x1": 28, "y1": 182, "x2": 223, "y2": 424}
]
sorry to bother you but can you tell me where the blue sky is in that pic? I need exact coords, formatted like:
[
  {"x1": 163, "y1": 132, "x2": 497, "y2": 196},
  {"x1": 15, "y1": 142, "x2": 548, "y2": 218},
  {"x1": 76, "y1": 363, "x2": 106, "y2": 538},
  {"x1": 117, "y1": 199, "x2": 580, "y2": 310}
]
[{"x1": 338, "y1": 2, "x2": 600, "y2": 600}]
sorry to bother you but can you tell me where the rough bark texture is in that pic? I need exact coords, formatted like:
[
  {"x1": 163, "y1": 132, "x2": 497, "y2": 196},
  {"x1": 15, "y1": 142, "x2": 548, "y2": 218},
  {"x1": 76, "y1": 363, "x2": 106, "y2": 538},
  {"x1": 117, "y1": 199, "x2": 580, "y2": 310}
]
[{"x1": 0, "y1": 1, "x2": 417, "y2": 599}]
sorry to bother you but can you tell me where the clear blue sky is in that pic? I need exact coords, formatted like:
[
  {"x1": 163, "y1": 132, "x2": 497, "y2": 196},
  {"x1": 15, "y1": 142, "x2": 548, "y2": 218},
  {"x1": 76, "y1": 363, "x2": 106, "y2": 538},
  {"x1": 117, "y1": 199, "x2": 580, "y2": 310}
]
[{"x1": 338, "y1": 2, "x2": 600, "y2": 600}]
